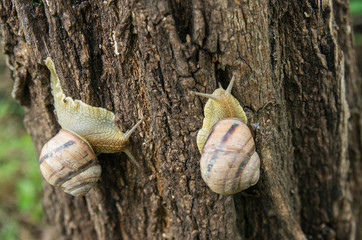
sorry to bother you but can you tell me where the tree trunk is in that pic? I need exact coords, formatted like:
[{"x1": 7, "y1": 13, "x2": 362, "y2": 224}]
[{"x1": 0, "y1": 0, "x2": 361, "y2": 239}]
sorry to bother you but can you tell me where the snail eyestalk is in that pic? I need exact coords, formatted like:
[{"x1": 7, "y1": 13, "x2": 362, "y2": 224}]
[{"x1": 193, "y1": 76, "x2": 248, "y2": 152}]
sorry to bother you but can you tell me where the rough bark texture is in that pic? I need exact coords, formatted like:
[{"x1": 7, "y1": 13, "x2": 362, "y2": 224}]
[{"x1": 0, "y1": 0, "x2": 361, "y2": 239}]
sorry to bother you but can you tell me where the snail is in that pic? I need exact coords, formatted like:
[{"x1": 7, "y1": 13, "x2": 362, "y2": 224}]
[
  {"x1": 192, "y1": 76, "x2": 260, "y2": 195},
  {"x1": 39, "y1": 57, "x2": 143, "y2": 197}
]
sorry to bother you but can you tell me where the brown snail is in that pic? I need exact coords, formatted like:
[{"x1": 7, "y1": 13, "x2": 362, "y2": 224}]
[
  {"x1": 39, "y1": 57, "x2": 143, "y2": 197},
  {"x1": 192, "y1": 76, "x2": 260, "y2": 195},
  {"x1": 39, "y1": 129, "x2": 101, "y2": 197},
  {"x1": 199, "y1": 118, "x2": 260, "y2": 195}
]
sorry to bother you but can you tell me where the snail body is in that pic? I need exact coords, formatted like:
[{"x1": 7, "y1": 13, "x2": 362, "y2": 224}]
[
  {"x1": 46, "y1": 57, "x2": 140, "y2": 154},
  {"x1": 40, "y1": 57, "x2": 143, "y2": 197},
  {"x1": 193, "y1": 76, "x2": 247, "y2": 153},
  {"x1": 193, "y1": 76, "x2": 260, "y2": 195}
]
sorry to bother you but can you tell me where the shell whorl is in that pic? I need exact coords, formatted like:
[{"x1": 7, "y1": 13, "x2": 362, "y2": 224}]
[
  {"x1": 200, "y1": 118, "x2": 260, "y2": 195},
  {"x1": 39, "y1": 129, "x2": 101, "y2": 197}
]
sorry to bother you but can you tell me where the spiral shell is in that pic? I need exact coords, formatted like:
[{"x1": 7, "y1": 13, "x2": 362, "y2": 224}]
[
  {"x1": 200, "y1": 118, "x2": 260, "y2": 195},
  {"x1": 39, "y1": 129, "x2": 101, "y2": 197}
]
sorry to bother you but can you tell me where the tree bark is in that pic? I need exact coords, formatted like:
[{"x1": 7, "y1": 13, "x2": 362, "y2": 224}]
[{"x1": 0, "y1": 0, "x2": 361, "y2": 239}]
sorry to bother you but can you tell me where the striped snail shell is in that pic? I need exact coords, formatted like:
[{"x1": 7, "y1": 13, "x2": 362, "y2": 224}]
[
  {"x1": 39, "y1": 129, "x2": 101, "y2": 197},
  {"x1": 41, "y1": 57, "x2": 144, "y2": 197},
  {"x1": 200, "y1": 118, "x2": 260, "y2": 195}
]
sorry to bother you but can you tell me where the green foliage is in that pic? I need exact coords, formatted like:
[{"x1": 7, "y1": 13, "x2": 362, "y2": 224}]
[
  {"x1": 355, "y1": 32, "x2": 362, "y2": 46},
  {"x1": 15, "y1": 134, "x2": 43, "y2": 219},
  {"x1": 0, "y1": 95, "x2": 42, "y2": 239},
  {"x1": 350, "y1": 0, "x2": 362, "y2": 16},
  {"x1": 0, "y1": 217, "x2": 18, "y2": 240},
  {"x1": 350, "y1": 0, "x2": 362, "y2": 46},
  {"x1": 31, "y1": 0, "x2": 43, "y2": 6}
]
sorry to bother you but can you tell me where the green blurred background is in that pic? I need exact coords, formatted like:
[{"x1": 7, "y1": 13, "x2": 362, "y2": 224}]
[
  {"x1": 0, "y1": 1, "x2": 361, "y2": 240},
  {"x1": 0, "y1": 52, "x2": 42, "y2": 240}
]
